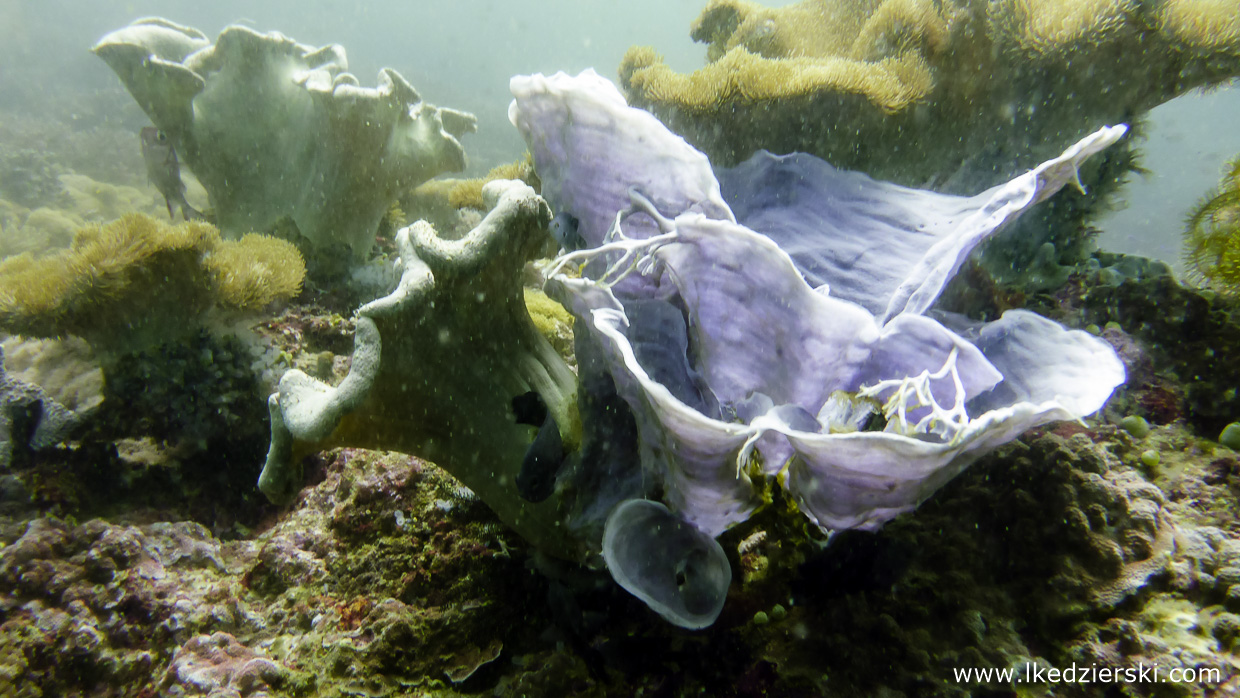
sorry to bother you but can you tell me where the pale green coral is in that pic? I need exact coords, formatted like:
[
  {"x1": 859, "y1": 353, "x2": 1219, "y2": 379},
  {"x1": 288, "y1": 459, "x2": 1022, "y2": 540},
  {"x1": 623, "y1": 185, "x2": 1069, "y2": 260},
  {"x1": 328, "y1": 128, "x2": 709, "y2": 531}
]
[{"x1": 260, "y1": 181, "x2": 581, "y2": 557}]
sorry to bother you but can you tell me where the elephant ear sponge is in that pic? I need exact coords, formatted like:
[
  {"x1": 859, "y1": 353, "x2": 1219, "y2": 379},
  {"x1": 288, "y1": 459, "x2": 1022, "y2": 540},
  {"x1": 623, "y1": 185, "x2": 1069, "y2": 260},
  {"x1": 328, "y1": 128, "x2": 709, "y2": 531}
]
[
  {"x1": 1183, "y1": 157, "x2": 1240, "y2": 295},
  {"x1": 0, "y1": 213, "x2": 304, "y2": 355}
]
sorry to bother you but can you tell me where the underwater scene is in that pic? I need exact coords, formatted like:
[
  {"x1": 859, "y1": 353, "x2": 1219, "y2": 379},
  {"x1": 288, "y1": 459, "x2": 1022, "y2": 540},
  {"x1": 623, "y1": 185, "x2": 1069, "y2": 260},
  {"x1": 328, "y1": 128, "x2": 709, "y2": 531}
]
[{"x1": 1, "y1": 0, "x2": 1240, "y2": 695}]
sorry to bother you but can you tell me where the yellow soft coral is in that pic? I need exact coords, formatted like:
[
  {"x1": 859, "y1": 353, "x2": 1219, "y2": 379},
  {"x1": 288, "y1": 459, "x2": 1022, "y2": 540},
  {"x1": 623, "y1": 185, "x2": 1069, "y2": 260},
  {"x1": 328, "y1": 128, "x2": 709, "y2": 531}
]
[
  {"x1": 990, "y1": 0, "x2": 1137, "y2": 53},
  {"x1": 628, "y1": 0, "x2": 946, "y2": 115},
  {"x1": 0, "y1": 213, "x2": 304, "y2": 355},
  {"x1": 447, "y1": 160, "x2": 536, "y2": 211},
  {"x1": 621, "y1": 0, "x2": 1240, "y2": 184},
  {"x1": 624, "y1": 44, "x2": 932, "y2": 113},
  {"x1": 1156, "y1": 0, "x2": 1240, "y2": 53}
]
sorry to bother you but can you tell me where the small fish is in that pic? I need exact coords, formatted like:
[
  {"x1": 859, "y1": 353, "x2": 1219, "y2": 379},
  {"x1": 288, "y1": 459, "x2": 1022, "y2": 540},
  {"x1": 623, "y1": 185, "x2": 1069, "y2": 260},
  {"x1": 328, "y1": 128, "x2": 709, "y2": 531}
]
[
  {"x1": 140, "y1": 127, "x2": 201, "y2": 221},
  {"x1": 512, "y1": 390, "x2": 565, "y2": 503},
  {"x1": 550, "y1": 212, "x2": 586, "y2": 252}
]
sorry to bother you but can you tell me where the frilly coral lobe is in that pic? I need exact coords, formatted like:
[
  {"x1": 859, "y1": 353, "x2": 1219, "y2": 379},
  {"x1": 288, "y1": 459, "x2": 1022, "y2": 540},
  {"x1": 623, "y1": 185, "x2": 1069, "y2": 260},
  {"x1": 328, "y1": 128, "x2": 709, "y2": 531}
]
[
  {"x1": 511, "y1": 70, "x2": 1126, "y2": 623},
  {"x1": 260, "y1": 180, "x2": 581, "y2": 556},
  {"x1": 93, "y1": 18, "x2": 477, "y2": 257}
]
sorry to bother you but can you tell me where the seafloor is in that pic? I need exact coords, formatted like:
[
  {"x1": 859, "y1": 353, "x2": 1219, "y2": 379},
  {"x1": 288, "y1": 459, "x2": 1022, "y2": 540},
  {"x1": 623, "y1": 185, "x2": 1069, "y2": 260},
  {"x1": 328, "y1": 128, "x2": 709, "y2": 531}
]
[{"x1": 3, "y1": 35, "x2": 1240, "y2": 698}]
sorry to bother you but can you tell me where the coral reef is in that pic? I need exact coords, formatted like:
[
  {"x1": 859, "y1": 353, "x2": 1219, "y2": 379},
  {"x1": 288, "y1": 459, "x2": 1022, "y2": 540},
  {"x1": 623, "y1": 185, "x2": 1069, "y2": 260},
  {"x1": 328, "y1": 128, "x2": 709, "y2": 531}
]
[
  {"x1": 0, "y1": 173, "x2": 176, "y2": 260},
  {"x1": 0, "y1": 330, "x2": 274, "y2": 531},
  {"x1": 1184, "y1": 156, "x2": 1240, "y2": 295},
  {"x1": 0, "y1": 9, "x2": 1229, "y2": 696},
  {"x1": 162, "y1": 632, "x2": 290, "y2": 697},
  {"x1": 621, "y1": 0, "x2": 1239, "y2": 190},
  {"x1": 508, "y1": 69, "x2": 1131, "y2": 624},
  {"x1": 618, "y1": 0, "x2": 1238, "y2": 290},
  {"x1": 1073, "y1": 266, "x2": 1240, "y2": 439},
  {"x1": 0, "y1": 346, "x2": 79, "y2": 471},
  {"x1": 0, "y1": 106, "x2": 149, "y2": 193},
  {"x1": 0, "y1": 214, "x2": 304, "y2": 357},
  {"x1": 94, "y1": 18, "x2": 478, "y2": 257},
  {"x1": 4, "y1": 406, "x2": 1239, "y2": 696},
  {"x1": 0, "y1": 449, "x2": 542, "y2": 698},
  {"x1": 1, "y1": 337, "x2": 103, "y2": 414},
  {"x1": 260, "y1": 180, "x2": 581, "y2": 557},
  {"x1": 0, "y1": 146, "x2": 61, "y2": 210}
]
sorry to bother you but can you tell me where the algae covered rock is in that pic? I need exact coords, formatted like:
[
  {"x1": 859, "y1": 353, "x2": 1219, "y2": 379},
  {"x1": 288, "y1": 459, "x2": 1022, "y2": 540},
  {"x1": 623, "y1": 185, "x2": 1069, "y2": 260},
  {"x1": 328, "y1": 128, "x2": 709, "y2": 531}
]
[
  {"x1": 1222, "y1": 422, "x2": 1240, "y2": 451},
  {"x1": 0, "y1": 213, "x2": 304, "y2": 356},
  {"x1": 94, "y1": 17, "x2": 478, "y2": 257}
]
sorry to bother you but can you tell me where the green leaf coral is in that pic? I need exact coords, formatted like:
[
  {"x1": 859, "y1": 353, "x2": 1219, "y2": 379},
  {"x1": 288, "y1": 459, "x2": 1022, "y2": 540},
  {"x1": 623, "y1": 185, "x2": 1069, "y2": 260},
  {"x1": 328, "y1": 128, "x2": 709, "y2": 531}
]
[
  {"x1": 0, "y1": 213, "x2": 304, "y2": 356},
  {"x1": 1184, "y1": 157, "x2": 1240, "y2": 295}
]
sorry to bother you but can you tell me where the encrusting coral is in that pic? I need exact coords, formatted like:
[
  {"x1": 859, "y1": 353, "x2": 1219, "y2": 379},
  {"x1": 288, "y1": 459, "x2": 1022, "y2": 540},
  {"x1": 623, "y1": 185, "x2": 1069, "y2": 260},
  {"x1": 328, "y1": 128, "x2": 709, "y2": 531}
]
[
  {"x1": 0, "y1": 213, "x2": 304, "y2": 357},
  {"x1": 1184, "y1": 156, "x2": 1240, "y2": 295},
  {"x1": 94, "y1": 18, "x2": 477, "y2": 257}
]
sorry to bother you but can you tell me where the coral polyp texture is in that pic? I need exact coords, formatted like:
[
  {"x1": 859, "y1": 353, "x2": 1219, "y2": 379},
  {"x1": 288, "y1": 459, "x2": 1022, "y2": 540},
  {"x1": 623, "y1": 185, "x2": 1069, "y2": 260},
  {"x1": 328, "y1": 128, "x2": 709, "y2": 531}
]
[
  {"x1": 620, "y1": 0, "x2": 1240, "y2": 189},
  {"x1": 1184, "y1": 156, "x2": 1240, "y2": 295},
  {"x1": 93, "y1": 18, "x2": 478, "y2": 257},
  {"x1": 0, "y1": 213, "x2": 304, "y2": 356}
]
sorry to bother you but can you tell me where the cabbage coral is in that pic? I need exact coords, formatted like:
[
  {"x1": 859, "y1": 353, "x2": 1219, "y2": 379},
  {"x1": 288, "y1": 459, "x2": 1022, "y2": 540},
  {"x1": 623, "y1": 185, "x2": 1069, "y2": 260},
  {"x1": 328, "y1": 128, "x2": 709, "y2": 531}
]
[
  {"x1": 259, "y1": 181, "x2": 581, "y2": 555},
  {"x1": 94, "y1": 18, "x2": 476, "y2": 257},
  {"x1": 1184, "y1": 157, "x2": 1240, "y2": 294}
]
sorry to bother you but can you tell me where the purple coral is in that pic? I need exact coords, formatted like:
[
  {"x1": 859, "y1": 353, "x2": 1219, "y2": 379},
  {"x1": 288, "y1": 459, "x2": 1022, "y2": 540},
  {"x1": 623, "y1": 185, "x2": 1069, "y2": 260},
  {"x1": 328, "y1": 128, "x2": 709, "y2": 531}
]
[{"x1": 512, "y1": 70, "x2": 1127, "y2": 626}]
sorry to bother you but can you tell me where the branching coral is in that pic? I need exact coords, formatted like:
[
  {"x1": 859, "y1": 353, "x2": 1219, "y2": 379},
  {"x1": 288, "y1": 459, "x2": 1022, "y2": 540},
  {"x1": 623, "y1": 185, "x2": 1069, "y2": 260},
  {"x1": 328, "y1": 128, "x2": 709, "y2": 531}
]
[
  {"x1": 0, "y1": 213, "x2": 304, "y2": 356},
  {"x1": 1183, "y1": 157, "x2": 1240, "y2": 294},
  {"x1": 94, "y1": 18, "x2": 477, "y2": 257}
]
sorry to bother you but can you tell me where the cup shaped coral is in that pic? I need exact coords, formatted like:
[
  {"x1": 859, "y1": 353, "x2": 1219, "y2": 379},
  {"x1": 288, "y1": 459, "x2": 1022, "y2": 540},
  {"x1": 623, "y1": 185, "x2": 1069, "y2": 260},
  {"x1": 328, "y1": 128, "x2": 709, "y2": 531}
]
[
  {"x1": 513, "y1": 69, "x2": 1127, "y2": 624},
  {"x1": 0, "y1": 213, "x2": 304, "y2": 357},
  {"x1": 94, "y1": 18, "x2": 478, "y2": 257}
]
